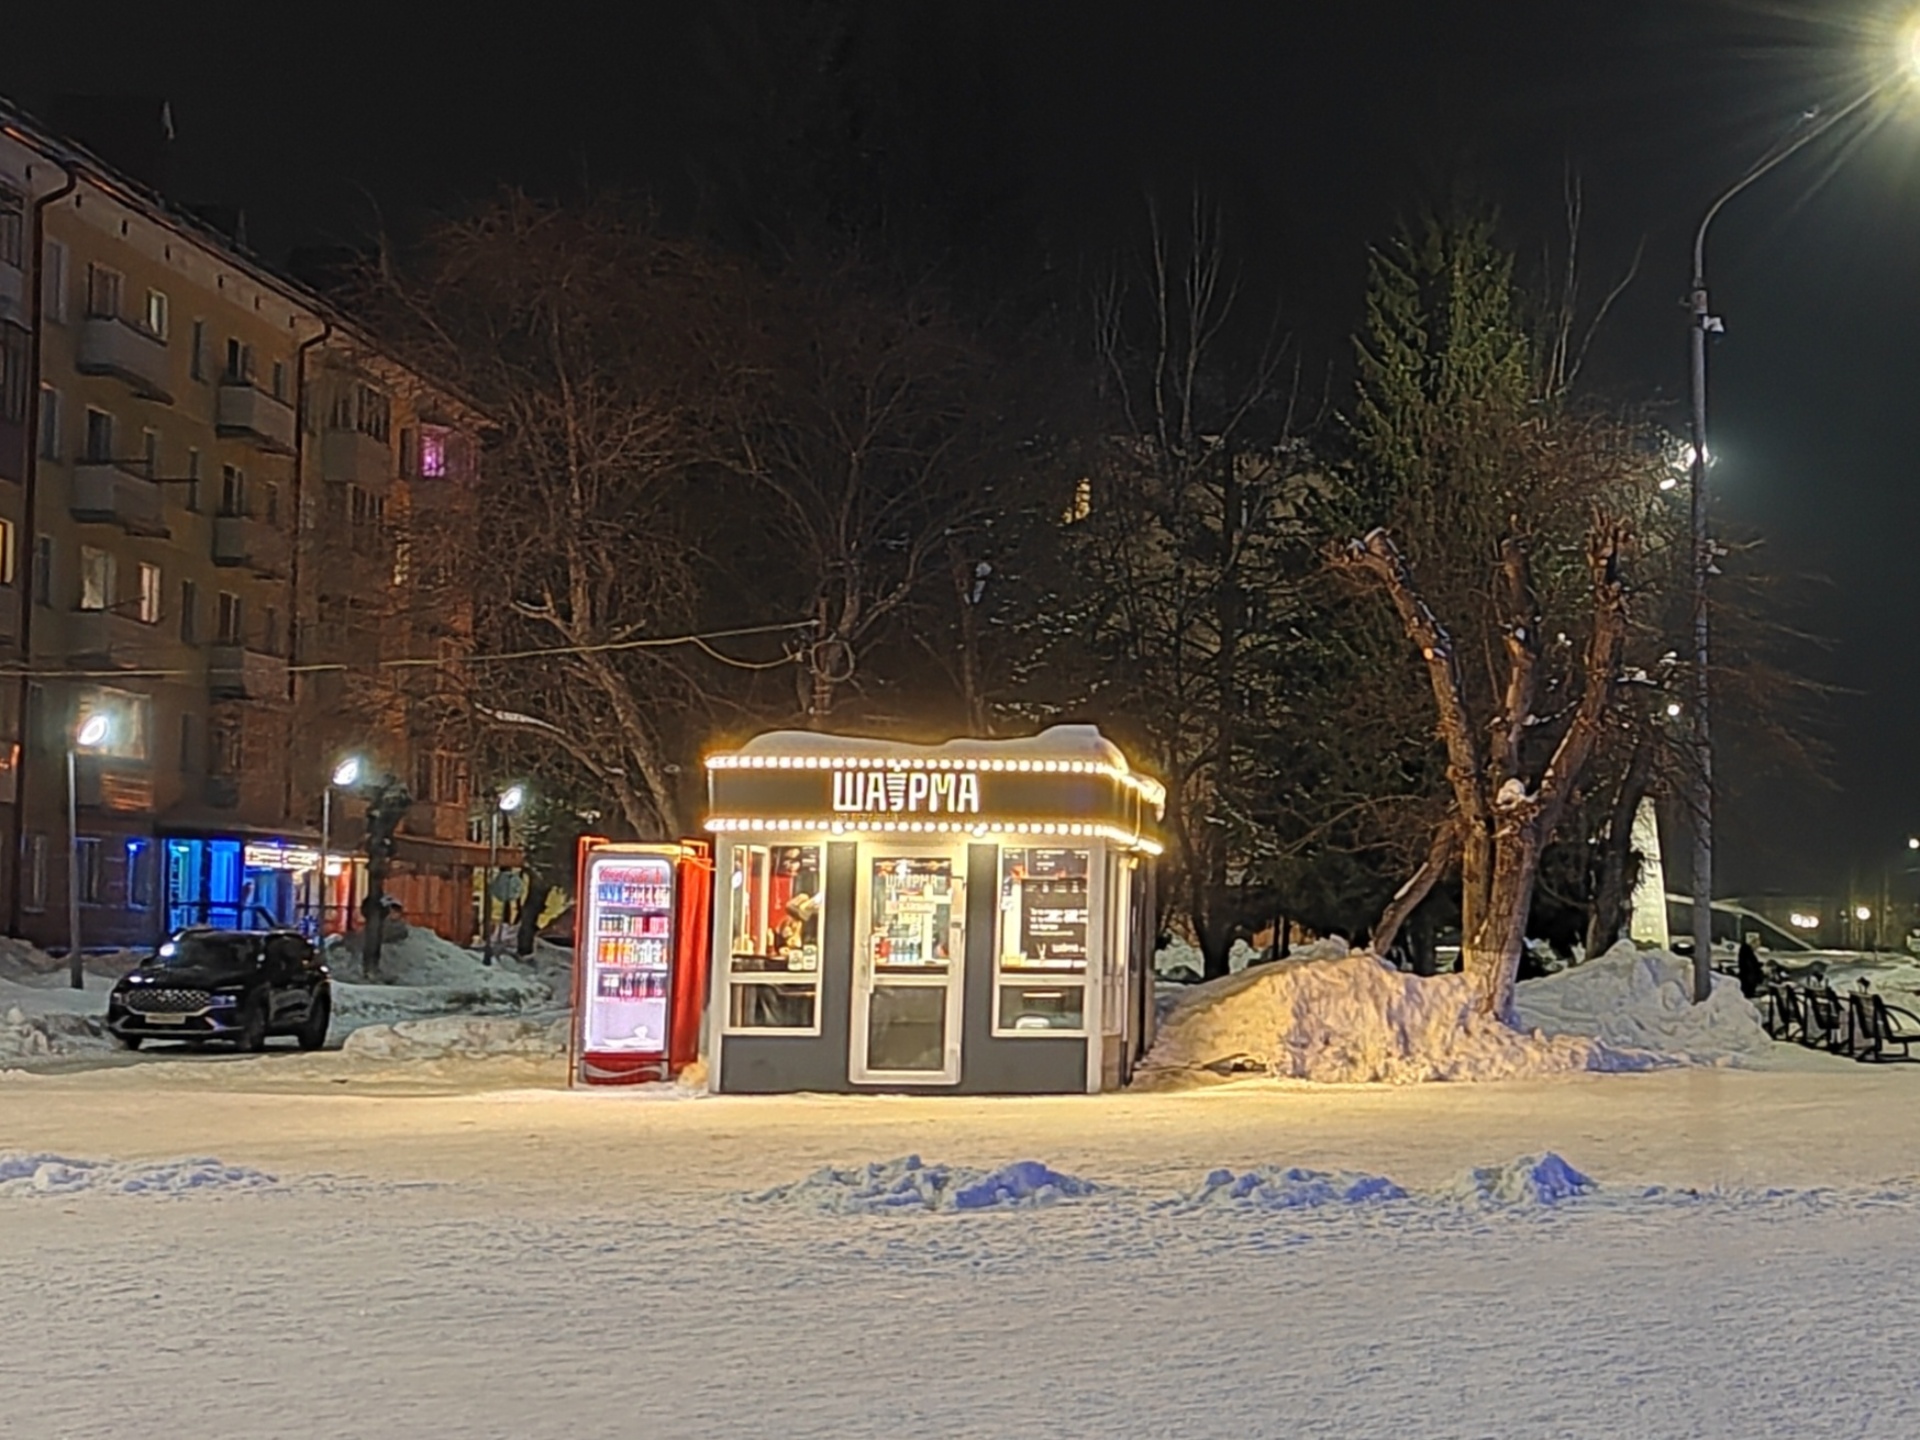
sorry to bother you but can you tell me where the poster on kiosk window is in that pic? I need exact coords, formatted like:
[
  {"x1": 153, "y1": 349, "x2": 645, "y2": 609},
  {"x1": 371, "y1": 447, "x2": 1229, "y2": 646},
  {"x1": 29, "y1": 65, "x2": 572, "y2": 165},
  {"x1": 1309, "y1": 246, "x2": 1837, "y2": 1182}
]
[{"x1": 571, "y1": 841, "x2": 711, "y2": 1085}]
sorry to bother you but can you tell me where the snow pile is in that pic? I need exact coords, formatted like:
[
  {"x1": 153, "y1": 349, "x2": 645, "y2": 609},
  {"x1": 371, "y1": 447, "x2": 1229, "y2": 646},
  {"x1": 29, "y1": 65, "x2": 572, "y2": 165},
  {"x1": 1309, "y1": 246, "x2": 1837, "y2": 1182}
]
[
  {"x1": 1155, "y1": 935, "x2": 1347, "y2": 980},
  {"x1": 1443, "y1": 1153, "x2": 1595, "y2": 1208},
  {"x1": 1143, "y1": 950, "x2": 1652, "y2": 1084},
  {"x1": 340, "y1": 1016, "x2": 569, "y2": 1061},
  {"x1": 1513, "y1": 942, "x2": 1776, "y2": 1067},
  {"x1": 749, "y1": 1155, "x2": 1100, "y2": 1214},
  {"x1": 0, "y1": 1006, "x2": 111, "y2": 1062},
  {"x1": 326, "y1": 927, "x2": 556, "y2": 1031},
  {"x1": 1166, "y1": 1165, "x2": 1407, "y2": 1211},
  {"x1": 0, "y1": 1153, "x2": 279, "y2": 1197}
]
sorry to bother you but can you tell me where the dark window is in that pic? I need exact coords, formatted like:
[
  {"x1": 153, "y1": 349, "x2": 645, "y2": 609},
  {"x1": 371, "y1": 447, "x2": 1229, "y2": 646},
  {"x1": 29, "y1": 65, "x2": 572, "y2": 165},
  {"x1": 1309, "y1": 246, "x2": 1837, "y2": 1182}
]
[
  {"x1": 21, "y1": 832, "x2": 45, "y2": 912},
  {"x1": 75, "y1": 836, "x2": 104, "y2": 905},
  {"x1": 220, "y1": 465, "x2": 245, "y2": 517},
  {"x1": 84, "y1": 409, "x2": 114, "y2": 464},
  {"x1": 85, "y1": 264, "x2": 122, "y2": 321},
  {"x1": 189, "y1": 320, "x2": 206, "y2": 382},
  {"x1": 0, "y1": 324, "x2": 28, "y2": 423},
  {"x1": 32, "y1": 536, "x2": 51, "y2": 607},
  {"x1": 0, "y1": 187, "x2": 22, "y2": 268},
  {"x1": 179, "y1": 578, "x2": 197, "y2": 644},
  {"x1": 179, "y1": 712, "x2": 198, "y2": 772}
]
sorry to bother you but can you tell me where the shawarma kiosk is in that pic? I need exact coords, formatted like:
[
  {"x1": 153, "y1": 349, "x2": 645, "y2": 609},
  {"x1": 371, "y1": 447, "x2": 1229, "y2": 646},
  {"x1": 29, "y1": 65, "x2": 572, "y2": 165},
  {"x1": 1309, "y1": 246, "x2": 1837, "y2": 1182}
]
[{"x1": 701, "y1": 725, "x2": 1164, "y2": 1095}]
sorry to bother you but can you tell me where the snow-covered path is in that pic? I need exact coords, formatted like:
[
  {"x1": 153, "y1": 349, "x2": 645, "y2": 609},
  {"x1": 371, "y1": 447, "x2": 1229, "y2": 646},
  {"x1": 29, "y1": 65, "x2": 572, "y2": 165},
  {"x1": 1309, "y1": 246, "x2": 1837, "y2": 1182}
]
[{"x1": 6, "y1": 1060, "x2": 1920, "y2": 1437}]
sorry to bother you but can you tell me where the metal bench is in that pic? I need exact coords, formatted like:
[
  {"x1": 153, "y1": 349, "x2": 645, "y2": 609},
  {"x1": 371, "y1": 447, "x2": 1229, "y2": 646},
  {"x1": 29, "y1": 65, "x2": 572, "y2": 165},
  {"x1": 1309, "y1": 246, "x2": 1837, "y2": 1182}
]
[{"x1": 1847, "y1": 991, "x2": 1920, "y2": 1063}]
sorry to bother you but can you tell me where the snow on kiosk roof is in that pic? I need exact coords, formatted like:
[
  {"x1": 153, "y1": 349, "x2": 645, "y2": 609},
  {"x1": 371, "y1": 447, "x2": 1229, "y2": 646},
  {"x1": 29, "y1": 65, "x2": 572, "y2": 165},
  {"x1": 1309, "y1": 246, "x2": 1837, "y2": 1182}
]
[{"x1": 705, "y1": 725, "x2": 1165, "y2": 853}]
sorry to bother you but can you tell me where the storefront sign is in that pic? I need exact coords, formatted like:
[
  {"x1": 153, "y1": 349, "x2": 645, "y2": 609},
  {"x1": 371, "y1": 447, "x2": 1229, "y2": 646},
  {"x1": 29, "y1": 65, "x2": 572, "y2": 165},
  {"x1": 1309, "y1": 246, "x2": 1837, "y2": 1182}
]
[
  {"x1": 243, "y1": 842, "x2": 321, "y2": 872},
  {"x1": 832, "y1": 768, "x2": 981, "y2": 816}
]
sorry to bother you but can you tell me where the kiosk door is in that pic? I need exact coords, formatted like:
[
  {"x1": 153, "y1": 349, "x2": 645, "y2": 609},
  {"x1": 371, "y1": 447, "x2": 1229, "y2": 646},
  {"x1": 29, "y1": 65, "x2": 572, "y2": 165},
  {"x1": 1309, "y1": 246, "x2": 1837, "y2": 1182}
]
[{"x1": 852, "y1": 848, "x2": 965, "y2": 1084}]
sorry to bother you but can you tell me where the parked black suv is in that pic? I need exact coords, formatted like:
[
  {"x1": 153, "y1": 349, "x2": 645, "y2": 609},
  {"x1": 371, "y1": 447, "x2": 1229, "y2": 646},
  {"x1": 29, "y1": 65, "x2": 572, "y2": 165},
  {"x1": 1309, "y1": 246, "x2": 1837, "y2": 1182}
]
[{"x1": 107, "y1": 928, "x2": 332, "y2": 1052}]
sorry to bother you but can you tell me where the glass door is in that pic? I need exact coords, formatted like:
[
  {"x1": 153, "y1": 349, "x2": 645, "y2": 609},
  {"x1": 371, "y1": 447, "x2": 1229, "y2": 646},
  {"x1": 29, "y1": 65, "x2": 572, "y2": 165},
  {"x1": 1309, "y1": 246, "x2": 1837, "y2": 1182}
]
[{"x1": 852, "y1": 849, "x2": 965, "y2": 1083}]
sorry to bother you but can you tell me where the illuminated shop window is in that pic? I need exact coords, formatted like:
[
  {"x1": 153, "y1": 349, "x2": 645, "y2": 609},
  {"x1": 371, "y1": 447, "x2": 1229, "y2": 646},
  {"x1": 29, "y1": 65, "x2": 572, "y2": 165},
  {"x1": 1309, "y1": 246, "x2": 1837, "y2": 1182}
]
[
  {"x1": 726, "y1": 843, "x2": 824, "y2": 1032},
  {"x1": 994, "y1": 847, "x2": 1091, "y2": 1036}
]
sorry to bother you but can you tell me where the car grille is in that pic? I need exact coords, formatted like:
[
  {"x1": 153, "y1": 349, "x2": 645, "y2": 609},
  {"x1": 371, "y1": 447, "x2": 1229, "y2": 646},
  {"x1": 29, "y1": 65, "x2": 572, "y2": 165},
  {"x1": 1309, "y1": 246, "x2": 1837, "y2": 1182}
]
[{"x1": 124, "y1": 988, "x2": 213, "y2": 1014}]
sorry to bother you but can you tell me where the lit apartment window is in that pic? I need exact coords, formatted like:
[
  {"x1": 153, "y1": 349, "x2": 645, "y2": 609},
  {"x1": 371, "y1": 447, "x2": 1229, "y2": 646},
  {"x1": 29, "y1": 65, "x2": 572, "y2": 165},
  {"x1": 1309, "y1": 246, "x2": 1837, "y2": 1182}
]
[
  {"x1": 84, "y1": 408, "x2": 114, "y2": 464},
  {"x1": 179, "y1": 578, "x2": 197, "y2": 644},
  {"x1": 0, "y1": 187, "x2": 22, "y2": 268},
  {"x1": 37, "y1": 385, "x2": 61, "y2": 460},
  {"x1": 419, "y1": 427, "x2": 448, "y2": 478},
  {"x1": 21, "y1": 833, "x2": 46, "y2": 913},
  {"x1": 78, "y1": 547, "x2": 115, "y2": 611},
  {"x1": 144, "y1": 289, "x2": 169, "y2": 341},
  {"x1": 85, "y1": 263, "x2": 123, "y2": 321},
  {"x1": 136, "y1": 563, "x2": 161, "y2": 625},
  {"x1": 42, "y1": 241, "x2": 68, "y2": 323},
  {"x1": 1, "y1": 324, "x2": 27, "y2": 423},
  {"x1": 0, "y1": 517, "x2": 15, "y2": 586},
  {"x1": 216, "y1": 591, "x2": 243, "y2": 644},
  {"x1": 32, "y1": 536, "x2": 51, "y2": 607}
]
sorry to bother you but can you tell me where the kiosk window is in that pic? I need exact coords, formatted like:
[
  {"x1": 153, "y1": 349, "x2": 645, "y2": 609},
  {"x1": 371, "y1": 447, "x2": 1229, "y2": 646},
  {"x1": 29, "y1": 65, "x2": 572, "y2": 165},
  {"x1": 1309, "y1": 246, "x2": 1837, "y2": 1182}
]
[
  {"x1": 994, "y1": 847, "x2": 1090, "y2": 1035},
  {"x1": 726, "y1": 843, "x2": 824, "y2": 1032}
]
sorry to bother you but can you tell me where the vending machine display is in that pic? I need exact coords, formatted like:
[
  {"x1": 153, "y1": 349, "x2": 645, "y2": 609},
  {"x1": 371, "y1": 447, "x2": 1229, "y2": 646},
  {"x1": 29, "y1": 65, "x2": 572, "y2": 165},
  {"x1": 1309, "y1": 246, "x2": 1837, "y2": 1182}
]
[{"x1": 582, "y1": 853, "x2": 677, "y2": 1054}]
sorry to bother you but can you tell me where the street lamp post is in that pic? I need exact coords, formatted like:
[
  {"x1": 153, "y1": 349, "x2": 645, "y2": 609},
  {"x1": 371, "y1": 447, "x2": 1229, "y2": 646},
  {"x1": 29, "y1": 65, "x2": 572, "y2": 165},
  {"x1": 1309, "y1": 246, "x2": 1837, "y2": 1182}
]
[
  {"x1": 318, "y1": 756, "x2": 363, "y2": 937},
  {"x1": 483, "y1": 783, "x2": 526, "y2": 967},
  {"x1": 1682, "y1": 87, "x2": 1884, "y2": 1002},
  {"x1": 67, "y1": 712, "x2": 111, "y2": 989}
]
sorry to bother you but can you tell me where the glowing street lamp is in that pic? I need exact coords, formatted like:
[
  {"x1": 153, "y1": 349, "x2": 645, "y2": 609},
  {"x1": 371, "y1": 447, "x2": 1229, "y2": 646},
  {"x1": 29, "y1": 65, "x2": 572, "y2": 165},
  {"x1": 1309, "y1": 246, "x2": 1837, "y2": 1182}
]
[
  {"x1": 483, "y1": 784, "x2": 528, "y2": 966},
  {"x1": 66, "y1": 712, "x2": 113, "y2": 988},
  {"x1": 317, "y1": 756, "x2": 365, "y2": 936}
]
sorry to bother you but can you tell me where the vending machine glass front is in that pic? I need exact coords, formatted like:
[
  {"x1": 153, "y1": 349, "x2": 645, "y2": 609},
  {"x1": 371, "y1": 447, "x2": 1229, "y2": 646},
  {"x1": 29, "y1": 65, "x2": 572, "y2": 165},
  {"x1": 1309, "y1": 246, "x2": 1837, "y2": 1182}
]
[{"x1": 583, "y1": 852, "x2": 676, "y2": 1053}]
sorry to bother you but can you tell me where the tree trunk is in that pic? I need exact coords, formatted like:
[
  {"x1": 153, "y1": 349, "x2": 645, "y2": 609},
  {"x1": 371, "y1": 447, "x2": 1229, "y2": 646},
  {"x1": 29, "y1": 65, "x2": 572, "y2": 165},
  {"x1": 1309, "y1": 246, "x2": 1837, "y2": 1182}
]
[
  {"x1": 515, "y1": 880, "x2": 553, "y2": 958},
  {"x1": 1194, "y1": 910, "x2": 1234, "y2": 981},
  {"x1": 1372, "y1": 818, "x2": 1456, "y2": 958},
  {"x1": 1464, "y1": 822, "x2": 1545, "y2": 1018},
  {"x1": 1585, "y1": 739, "x2": 1654, "y2": 958}
]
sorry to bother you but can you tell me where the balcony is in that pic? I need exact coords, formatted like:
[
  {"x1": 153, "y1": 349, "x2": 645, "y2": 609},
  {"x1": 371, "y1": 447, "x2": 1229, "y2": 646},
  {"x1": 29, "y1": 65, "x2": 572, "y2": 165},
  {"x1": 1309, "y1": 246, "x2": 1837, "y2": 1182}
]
[
  {"x1": 216, "y1": 382, "x2": 296, "y2": 454},
  {"x1": 70, "y1": 462, "x2": 169, "y2": 537},
  {"x1": 76, "y1": 316, "x2": 174, "y2": 402},
  {"x1": 208, "y1": 644, "x2": 288, "y2": 702},
  {"x1": 67, "y1": 608, "x2": 161, "y2": 668},
  {"x1": 212, "y1": 513, "x2": 290, "y2": 578},
  {"x1": 319, "y1": 427, "x2": 392, "y2": 489}
]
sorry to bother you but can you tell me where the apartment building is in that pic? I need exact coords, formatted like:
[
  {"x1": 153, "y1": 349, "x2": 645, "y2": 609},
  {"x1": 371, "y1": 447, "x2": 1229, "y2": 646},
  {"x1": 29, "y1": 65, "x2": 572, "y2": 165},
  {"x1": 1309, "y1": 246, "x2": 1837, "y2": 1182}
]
[{"x1": 0, "y1": 104, "x2": 488, "y2": 950}]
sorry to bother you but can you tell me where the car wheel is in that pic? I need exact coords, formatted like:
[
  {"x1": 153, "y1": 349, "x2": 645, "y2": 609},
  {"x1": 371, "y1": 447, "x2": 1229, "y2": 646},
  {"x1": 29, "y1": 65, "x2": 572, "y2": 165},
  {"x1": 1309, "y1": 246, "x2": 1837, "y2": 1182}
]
[
  {"x1": 296, "y1": 990, "x2": 332, "y2": 1051},
  {"x1": 114, "y1": 1032, "x2": 143, "y2": 1051},
  {"x1": 237, "y1": 995, "x2": 269, "y2": 1053}
]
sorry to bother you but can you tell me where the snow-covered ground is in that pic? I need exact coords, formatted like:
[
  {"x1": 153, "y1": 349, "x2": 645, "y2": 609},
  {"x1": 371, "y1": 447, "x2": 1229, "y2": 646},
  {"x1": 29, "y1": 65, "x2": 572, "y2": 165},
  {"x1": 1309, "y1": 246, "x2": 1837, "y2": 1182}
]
[{"x1": 6, "y1": 1064, "x2": 1920, "y2": 1437}]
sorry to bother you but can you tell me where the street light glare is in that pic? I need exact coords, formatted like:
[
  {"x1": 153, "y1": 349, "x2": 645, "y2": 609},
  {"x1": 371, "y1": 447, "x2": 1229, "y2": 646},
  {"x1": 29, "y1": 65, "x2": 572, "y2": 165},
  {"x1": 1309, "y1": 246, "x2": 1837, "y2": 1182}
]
[
  {"x1": 1856, "y1": 905, "x2": 1874, "y2": 922},
  {"x1": 75, "y1": 714, "x2": 110, "y2": 748},
  {"x1": 499, "y1": 784, "x2": 526, "y2": 813},
  {"x1": 332, "y1": 756, "x2": 363, "y2": 788}
]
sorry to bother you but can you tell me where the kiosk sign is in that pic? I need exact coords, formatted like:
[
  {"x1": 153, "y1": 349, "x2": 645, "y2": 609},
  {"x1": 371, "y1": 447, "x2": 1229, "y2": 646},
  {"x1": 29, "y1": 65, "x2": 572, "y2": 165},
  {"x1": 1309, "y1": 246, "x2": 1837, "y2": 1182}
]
[{"x1": 832, "y1": 768, "x2": 982, "y2": 816}]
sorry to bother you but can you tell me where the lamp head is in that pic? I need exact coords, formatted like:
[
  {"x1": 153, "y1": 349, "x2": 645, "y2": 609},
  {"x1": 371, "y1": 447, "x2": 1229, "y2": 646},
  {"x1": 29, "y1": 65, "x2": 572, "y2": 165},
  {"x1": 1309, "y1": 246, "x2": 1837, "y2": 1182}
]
[
  {"x1": 331, "y1": 756, "x2": 363, "y2": 788},
  {"x1": 74, "y1": 714, "x2": 111, "y2": 749},
  {"x1": 1856, "y1": 905, "x2": 1874, "y2": 922},
  {"x1": 498, "y1": 783, "x2": 526, "y2": 814}
]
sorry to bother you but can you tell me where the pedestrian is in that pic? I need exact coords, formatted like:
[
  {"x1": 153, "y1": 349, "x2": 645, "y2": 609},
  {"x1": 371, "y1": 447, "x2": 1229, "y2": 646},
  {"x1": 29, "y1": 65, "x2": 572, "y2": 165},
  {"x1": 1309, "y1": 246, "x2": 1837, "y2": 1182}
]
[{"x1": 1737, "y1": 937, "x2": 1763, "y2": 999}]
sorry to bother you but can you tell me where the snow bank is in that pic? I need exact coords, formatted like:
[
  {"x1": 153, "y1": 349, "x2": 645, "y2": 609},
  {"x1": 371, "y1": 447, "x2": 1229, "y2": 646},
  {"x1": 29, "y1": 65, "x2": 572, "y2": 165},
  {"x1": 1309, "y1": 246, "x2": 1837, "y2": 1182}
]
[
  {"x1": 0, "y1": 1006, "x2": 112, "y2": 1062},
  {"x1": 748, "y1": 1155, "x2": 1100, "y2": 1214},
  {"x1": 0, "y1": 1153, "x2": 278, "y2": 1197},
  {"x1": 326, "y1": 927, "x2": 557, "y2": 1032},
  {"x1": 1513, "y1": 942, "x2": 1775, "y2": 1067},
  {"x1": 1165, "y1": 1165, "x2": 1407, "y2": 1211},
  {"x1": 339, "y1": 1016, "x2": 569, "y2": 1061},
  {"x1": 1143, "y1": 950, "x2": 1651, "y2": 1083},
  {"x1": 1443, "y1": 1153, "x2": 1594, "y2": 1207}
]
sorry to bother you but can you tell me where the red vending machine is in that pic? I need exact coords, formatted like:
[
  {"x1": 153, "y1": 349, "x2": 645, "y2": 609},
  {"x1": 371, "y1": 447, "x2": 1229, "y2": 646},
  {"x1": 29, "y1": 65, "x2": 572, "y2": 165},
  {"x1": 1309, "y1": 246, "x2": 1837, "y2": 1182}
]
[{"x1": 569, "y1": 840, "x2": 712, "y2": 1085}]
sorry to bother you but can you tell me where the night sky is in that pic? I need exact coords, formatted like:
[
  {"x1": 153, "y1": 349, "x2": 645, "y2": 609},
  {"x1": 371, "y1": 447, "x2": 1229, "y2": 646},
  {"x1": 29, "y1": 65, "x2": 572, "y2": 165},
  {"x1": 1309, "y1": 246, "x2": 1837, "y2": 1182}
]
[{"x1": 7, "y1": 0, "x2": 1919, "y2": 899}]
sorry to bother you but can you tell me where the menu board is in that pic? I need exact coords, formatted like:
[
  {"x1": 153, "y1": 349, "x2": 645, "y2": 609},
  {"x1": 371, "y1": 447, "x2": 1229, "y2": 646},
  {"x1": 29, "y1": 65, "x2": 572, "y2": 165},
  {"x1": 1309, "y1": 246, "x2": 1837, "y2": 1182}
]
[
  {"x1": 583, "y1": 854, "x2": 674, "y2": 1052},
  {"x1": 1001, "y1": 848, "x2": 1089, "y2": 971}
]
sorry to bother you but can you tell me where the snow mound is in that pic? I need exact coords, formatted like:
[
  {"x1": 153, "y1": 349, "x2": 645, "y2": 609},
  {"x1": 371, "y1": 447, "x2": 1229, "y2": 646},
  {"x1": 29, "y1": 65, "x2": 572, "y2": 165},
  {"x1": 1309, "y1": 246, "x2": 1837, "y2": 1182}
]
[
  {"x1": 325, "y1": 928, "x2": 556, "y2": 1035},
  {"x1": 749, "y1": 1155, "x2": 1099, "y2": 1214},
  {"x1": 1166, "y1": 1165, "x2": 1407, "y2": 1211},
  {"x1": 0, "y1": 1153, "x2": 279, "y2": 1197},
  {"x1": 1513, "y1": 942, "x2": 1775, "y2": 1067},
  {"x1": 0, "y1": 1006, "x2": 112, "y2": 1062},
  {"x1": 340, "y1": 1016, "x2": 569, "y2": 1061},
  {"x1": 1444, "y1": 1153, "x2": 1595, "y2": 1207},
  {"x1": 1143, "y1": 951, "x2": 1656, "y2": 1083}
]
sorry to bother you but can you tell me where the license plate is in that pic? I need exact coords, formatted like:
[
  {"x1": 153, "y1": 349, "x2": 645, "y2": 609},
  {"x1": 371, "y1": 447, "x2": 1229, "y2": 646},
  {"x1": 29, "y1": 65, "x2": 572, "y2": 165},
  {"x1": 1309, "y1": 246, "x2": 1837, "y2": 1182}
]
[{"x1": 146, "y1": 1013, "x2": 186, "y2": 1025}]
